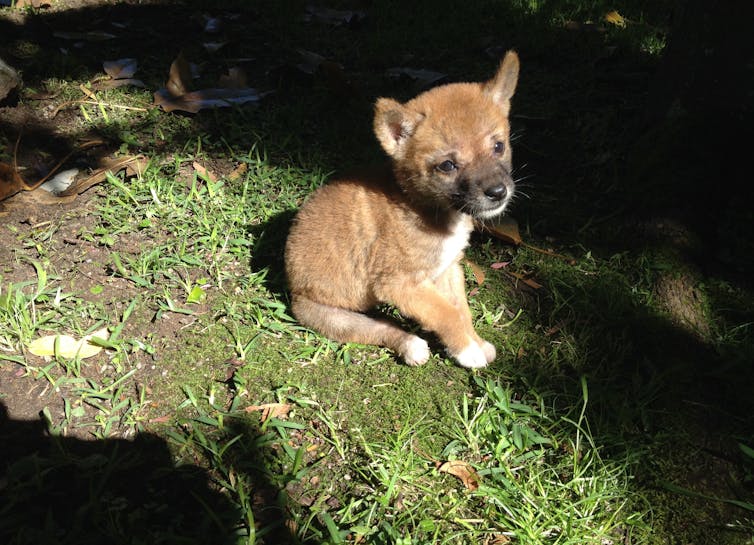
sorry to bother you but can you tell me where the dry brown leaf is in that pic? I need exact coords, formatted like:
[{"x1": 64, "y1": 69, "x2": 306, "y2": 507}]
[
  {"x1": 244, "y1": 402, "x2": 292, "y2": 423},
  {"x1": 506, "y1": 270, "x2": 542, "y2": 290},
  {"x1": 484, "y1": 534, "x2": 511, "y2": 545},
  {"x1": 165, "y1": 53, "x2": 193, "y2": 97},
  {"x1": 103, "y1": 58, "x2": 138, "y2": 80},
  {"x1": 58, "y1": 155, "x2": 147, "y2": 198},
  {"x1": 154, "y1": 87, "x2": 263, "y2": 113},
  {"x1": 465, "y1": 259, "x2": 486, "y2": 286},
  {"x1": 192, "y1": 161, "x2": 217, "y2": 183},
  {"x1": 227, "y1": 162, "x2": 248, "y2": 182},
  {"x1": 437, "y1": 460, "x2": 481, "y2": 491},
  {"x1": 477, "y1": 216, "x2": 522, "y2": 246}
]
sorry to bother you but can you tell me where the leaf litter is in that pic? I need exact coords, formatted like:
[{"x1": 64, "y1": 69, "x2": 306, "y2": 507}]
[{"x1": 154, "y1": 52, "x2": 267, "y2": 113}]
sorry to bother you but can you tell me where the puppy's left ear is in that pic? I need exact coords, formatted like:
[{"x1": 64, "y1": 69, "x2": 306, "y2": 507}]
[{"x1": 483, "y1": 50, "x2": 519, "y2": 115}]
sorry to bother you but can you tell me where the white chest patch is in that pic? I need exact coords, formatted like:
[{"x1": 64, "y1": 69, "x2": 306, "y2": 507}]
[{"x1": 433, "y1": 216, "x2": 473, "y2": 279}]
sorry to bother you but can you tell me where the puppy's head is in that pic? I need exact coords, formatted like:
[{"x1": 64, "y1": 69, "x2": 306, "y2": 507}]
[{"x1": 374, "y1": 51, "x2": 519, "y2": 220}]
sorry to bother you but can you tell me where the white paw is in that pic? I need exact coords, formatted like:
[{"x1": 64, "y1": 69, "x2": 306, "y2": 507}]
[
  {"x1": 454, "y1": 343, "x2": 488, "y2": 369},
  {"x1": 479, "y1": 340, "x2": 496, "y2": 364},
  {"x1": 401, "y1": 336, "x2": 430, "y2": 366}
]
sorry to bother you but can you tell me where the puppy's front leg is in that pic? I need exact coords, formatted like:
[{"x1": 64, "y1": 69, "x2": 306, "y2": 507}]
[
  {"x1": 379, "y1": 278, "x2": 491, "y2": 368},
  {"x1": 434, "y1": 263, "x2": 497, "y2": 364}
]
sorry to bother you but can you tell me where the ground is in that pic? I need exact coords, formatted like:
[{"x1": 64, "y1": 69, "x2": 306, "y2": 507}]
[{"x1": 1, "y1": 1, "x2": 753, "y2": 544}]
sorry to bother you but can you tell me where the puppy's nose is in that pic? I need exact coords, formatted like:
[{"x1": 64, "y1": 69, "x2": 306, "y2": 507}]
[{"x1": 484, "y1": 185, "x2": 507, "y2": 201}]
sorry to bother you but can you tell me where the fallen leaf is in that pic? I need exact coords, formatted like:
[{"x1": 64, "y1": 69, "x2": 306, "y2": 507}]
[
  {"x1": 490, "y1": 262, "x2": 509, "y2": 269},
  {"x1": 604, "y1": 10, "x2": 627, "y2": 27},
  {"x1": 103, "y1": 58, "x2": 138, "y2": 79},
  {"x1": 465, "y1": 259, "x2": 486, "y2": 286},
  {"x1": 154, "y1": 87, "x2": 264, "y2": 113},
  {"x1": 192, "y1": 161, "x2": 217, "y2": 182},
  {"x1": 58, "y1": 154, "x2": 147, "y2": 197},
  {"x1": 506, "y1": 270, "x2": 542, "y2": 290},
  {"x1": 244, "y1": 402, "x2": 292, "y2": 423},
  {"x1": 28, "y1": 327, "x2": 110, "y2": 359},
  {"x1": 164, "y1": 52, "x2": 193, "y2": 98},
  {"x1": 227, "y1": 162, "x2": 248, "y2": 182},
  {"x1": 437, "y1": 460, "x2": 481, "y2": 491},
  {"x1": 477, "y1": 216, "x2": 522, "y2": 245}
]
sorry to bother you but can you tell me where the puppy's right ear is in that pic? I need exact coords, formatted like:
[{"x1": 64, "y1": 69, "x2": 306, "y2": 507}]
[{"x1": 374, "y1": 98, "x2": 423, "y2": 159}]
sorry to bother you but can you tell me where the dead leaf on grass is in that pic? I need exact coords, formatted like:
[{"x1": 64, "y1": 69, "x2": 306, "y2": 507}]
[
  {"x1": 437, "y1": 460, "x2": 481, "y2": 491},
  {"x1": 506, "y1": 270, "x2": 542, "y2": 290},
  {"x1": 476, "y1": 216, "x2": 522, "y2": 246},
  {"x1": 227, "y1": 162, "x2": 248, "y2": 182},
  {"x1": 103, "y1": 58, "x2": 138, "y2": 80},
  {"x1": 154, "y1": 87, "x2": 264, "y2": 113},
  {"x1": 465, "y1": 259, "x2": 486, "y2": 287},
  {"x1": 165, "y1": 53, "x2": 193, "y2": 97},
  {"x1": 98, "y1": 58, "x2": 145, "y2": 89},
  {"x1": 604, "y1": 10, "x2": 627, "y2": 27},
  {"x1": 154, "y1": 54, "x2": 265, "y2": 113},
  {"x1": 192, "y1": 161, "x2": 217, "y2": 183},
  {"x1": 28, "y1": 327, "x2": 110, "y2": 359},
  {"x1": 244, "y1": 403, "x2": 292, "y2": 423}
]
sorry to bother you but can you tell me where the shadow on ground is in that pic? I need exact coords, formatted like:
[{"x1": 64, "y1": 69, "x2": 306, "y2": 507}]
[{"x1": 0, "y1": 402, "x2": 298, "y2": 545}]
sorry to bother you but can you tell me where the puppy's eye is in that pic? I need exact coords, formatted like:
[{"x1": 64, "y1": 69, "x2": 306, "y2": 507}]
[
  {"x1": 436, "y1": 160, "x2": 457, "y2": 173},
  {"x1": 493, "y1": 141, "x2": 505, "y2": 154}
]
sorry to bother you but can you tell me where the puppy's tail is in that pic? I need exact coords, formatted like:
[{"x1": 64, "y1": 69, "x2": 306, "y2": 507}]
[{"x1": 291, "y1": 295, "x2": 430, "y2": 366}]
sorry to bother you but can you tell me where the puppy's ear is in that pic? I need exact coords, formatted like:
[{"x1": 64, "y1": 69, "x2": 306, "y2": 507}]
[
  {"x1": 374, "y1": 98, "x2": 424, "y2": 159},
  {"x1": 483, "y1": 50, "x2": 519, "y2": 116}
]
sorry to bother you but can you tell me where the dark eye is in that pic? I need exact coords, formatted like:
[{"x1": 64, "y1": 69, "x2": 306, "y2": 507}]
[
  {"x1": 436, "y1": 160, "x2": 457, "y2": 173},
  {"x1": 493, "y1": 141, "x2": 505, "y2": 154}
]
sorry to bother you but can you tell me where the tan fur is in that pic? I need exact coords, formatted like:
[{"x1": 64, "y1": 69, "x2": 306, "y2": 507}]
[{"x1": 285, "y1": 51, "x2": 520, "y2": 368}]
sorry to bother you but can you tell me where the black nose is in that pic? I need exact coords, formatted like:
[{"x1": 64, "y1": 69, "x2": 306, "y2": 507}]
[{"x1": 484, "y1": 185, "x2": 507, "y2": 201}]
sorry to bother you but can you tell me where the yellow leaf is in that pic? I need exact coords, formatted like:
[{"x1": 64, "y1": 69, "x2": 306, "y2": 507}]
[
  {"x1": 437, "y1": 460, "x2": 481, "y2": 491},
  {"x1": 604, "y1": 10, "x2": 626, "y2": 27},
  {"x1": 27, "y1": 327, "x2": 109, "y2": 359},
  {"x1": 28, "y1": 334, "x2": 78, "y2": 357}
]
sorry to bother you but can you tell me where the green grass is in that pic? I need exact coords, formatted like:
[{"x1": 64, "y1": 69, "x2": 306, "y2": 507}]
[{"x1": 1, "y1": 1, "x2": 754, "y2": 544}]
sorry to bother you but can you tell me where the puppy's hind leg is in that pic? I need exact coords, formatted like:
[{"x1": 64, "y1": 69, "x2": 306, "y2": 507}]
[{"x1": 291, "y1": 296, "x2": 430, "y2": 365}]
